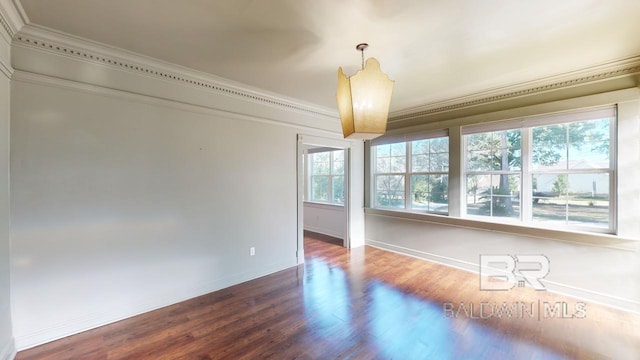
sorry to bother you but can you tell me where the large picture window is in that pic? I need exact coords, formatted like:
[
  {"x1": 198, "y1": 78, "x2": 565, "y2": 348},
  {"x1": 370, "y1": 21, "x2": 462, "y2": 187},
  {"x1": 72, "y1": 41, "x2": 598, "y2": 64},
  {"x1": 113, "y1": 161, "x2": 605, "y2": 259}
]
[
  {"x1": 308, "y1": 149, "x2": 344, "y2": 205},
  {"x1": 372, "y1": 135, "x2": 449, "y2": 214},
  {"x1": 463, "y1": 108, "x2": 615, "y2": 231}
]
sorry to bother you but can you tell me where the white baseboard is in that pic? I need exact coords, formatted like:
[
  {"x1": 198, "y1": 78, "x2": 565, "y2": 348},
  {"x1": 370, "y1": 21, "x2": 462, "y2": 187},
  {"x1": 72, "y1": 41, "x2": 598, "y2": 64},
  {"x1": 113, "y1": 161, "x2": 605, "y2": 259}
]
[
  {"x1": 0, "y1": 337, "x2": 15, "y2": 360},
  {"x1": 15, "y1": 259, "x2": 294, "y2": 350},
  {"x1": 303, "y1": 226, "x2": 343, "y2": 240},
  {"x1": 366, "y1": 238, "x2": 640, "y2": 314},
  {"x1": 366, "y1": 239, "x2": 479, "y2": 272}
]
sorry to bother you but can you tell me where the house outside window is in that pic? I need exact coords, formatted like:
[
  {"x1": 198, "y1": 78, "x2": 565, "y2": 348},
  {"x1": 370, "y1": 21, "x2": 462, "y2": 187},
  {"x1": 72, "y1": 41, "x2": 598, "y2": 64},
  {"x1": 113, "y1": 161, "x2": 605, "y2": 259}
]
[{"x1": 463, "y1": 107, "x2": 616, "y2": 232}]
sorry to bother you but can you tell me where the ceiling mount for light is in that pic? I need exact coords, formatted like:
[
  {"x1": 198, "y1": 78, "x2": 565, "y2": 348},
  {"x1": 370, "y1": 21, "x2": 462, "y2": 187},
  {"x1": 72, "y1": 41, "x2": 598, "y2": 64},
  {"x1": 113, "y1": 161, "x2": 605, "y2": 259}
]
[
  {"x1": 336, "y1": 43, "x2": 394, "y2": 140},
  {"x1": 355, "y1": 42, "x2": 369, "y2": 52}
]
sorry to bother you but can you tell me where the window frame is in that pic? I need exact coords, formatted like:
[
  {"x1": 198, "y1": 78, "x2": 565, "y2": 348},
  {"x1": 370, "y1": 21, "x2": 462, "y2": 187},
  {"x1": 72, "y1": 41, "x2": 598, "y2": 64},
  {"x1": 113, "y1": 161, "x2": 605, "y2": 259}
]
[
  {"x1": 461, "y1": 108, "x2": 617, "y2": 233},
  {"x1": 371, "y1": 133, "x2": 450, "y2": 215},
  {"x1": 307, "y1": 149, "x2": 345, "y2": 206},
  {"x1": 463, "y1": 129, "x2": 523, "y2": 221},
  {"x1": 365, "y1": 89, "x2": 640, "y2": 244}
]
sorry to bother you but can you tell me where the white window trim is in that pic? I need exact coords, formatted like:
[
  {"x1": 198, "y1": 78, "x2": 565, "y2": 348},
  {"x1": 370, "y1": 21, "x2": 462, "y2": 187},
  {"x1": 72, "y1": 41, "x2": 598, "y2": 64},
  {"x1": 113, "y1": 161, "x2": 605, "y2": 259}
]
[
  {"x1": 364, "y1": 88, "x2": 640, "y2": 246},
  {"x1": 364, "y1": 207, "x2": 637, "y2": 251},
  {"x1": 371, "y1": 134, "x2": 450, "y2": 215},
  {"x1": 461, "y1": 108, "x2": 616, "y2": 233},
  {"x1": 307, "y1": 149, "x2": 345, "y2": 206}
]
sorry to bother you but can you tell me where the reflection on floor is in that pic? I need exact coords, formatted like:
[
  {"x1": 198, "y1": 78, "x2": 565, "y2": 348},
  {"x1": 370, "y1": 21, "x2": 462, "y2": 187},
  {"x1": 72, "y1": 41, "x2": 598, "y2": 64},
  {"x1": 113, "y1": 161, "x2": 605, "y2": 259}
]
[{"x1": 17, "y1": 233, "x2": 640, "y2": 359}]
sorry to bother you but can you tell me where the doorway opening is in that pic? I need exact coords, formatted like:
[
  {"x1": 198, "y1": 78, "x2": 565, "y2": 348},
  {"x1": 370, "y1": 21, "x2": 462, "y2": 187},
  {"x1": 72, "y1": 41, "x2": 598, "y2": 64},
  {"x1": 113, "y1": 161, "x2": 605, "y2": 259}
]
[{"x1": 296, "y1": 134, "x2": 363, "y2": 264}]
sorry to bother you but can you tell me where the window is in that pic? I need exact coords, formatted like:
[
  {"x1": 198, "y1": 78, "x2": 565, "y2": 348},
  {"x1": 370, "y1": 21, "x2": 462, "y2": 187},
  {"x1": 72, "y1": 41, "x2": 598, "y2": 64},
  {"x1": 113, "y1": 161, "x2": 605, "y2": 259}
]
[
  {"x1": 372, "y1": 135, "x2": 449, "y2": 214},
  {"x1": 463, "y1": 108, "x2": 615, "y2": 231},
  {"x1": 465, "y1": 129, "x2": 522, "y2": 219},
  {"x1": 308, "y1": 149, "x2": 344, "y2": 205},
  {"x1": 530, "y1": 118, "x2": 612, "y2": 229},
  {"x1": 373, "y1": 142, "x2": 406, "y2": 208}
]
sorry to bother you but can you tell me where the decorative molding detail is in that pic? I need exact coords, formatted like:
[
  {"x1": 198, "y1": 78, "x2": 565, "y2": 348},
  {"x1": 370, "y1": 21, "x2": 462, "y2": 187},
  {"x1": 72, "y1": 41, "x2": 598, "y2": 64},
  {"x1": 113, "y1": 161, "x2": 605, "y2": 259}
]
[
  {"x1": 12, "y1": 26, "x2": 338, "y2": 120},
  {"x1": 0, "y1": 12, "x2": 12, "y2": 37},
  {"x1": 390, "y1": 56, "x2": 640, "y2": 123},
  {"x1": 0, "y1": 60, "x2": 10, "y2": 78},
  {"x1": 11, "y1": 70, "x2": 339, "y2": 137},
  {"x1": 0, "y1": 9, "x2": 11, "y2": 78},
  {"x1": 13, "y1": 23, "x2": 639, "y2": 127},
  {"x1": 0, "y1": 0, "x2": 25, "y2": 37},
  {"x1": 10, "y1": 0, "x2": 30, "y2": 26}
]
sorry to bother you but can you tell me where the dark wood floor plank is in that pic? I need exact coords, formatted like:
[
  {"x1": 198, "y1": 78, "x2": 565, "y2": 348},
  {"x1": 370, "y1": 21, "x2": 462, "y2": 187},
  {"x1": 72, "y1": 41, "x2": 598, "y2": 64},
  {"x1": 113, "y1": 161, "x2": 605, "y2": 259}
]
[{"x1": 16, "y1": 234, "x2": 640, "y2": 359}]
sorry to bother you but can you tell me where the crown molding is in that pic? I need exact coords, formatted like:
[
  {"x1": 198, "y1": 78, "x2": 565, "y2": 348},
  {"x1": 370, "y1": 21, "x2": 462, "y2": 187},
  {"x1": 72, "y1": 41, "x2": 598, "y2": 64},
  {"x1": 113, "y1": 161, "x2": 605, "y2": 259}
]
[
  {"x1": 12, "y1": 69, "x2": 341, "y2": 138},
  {"x1": 0, "y1": 12, "x2": 11, "y2": 39},
  {"x1": 0, "y1": 59, "x2": 10, "y2": 78},
  {"x1": 13, "y1": 24, "x2": 338, "y2": 120},
  {"x1": 0, "y1": 0, "x2": 25, "y2": 37},
  {"x1": 15, "y1": 19, "x2": 638, "y2": 128},
  {"x1": 390, "y1": 55, "x2": 640, "y2": 123},
  {"x1": 10, "y1": 0, "x2": 28, "y2": 25},
  {"x1": 0, "y1": 0, "x2": 16, "y2": 77}
]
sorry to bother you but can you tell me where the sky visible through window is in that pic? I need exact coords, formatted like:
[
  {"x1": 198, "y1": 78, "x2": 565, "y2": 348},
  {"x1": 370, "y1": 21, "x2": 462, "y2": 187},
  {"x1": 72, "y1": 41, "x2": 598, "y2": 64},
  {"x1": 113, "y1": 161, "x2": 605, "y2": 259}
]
[{"x1": 465, "y1": 117, "x2": 613, "y2": 229}]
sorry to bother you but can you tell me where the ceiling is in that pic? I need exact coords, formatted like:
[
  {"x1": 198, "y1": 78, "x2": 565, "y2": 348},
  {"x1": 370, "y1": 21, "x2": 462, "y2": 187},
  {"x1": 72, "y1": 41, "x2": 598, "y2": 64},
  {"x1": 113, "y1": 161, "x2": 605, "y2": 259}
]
[{"x1": 17, "y1": 0, "x2": 640, "y2": 114}]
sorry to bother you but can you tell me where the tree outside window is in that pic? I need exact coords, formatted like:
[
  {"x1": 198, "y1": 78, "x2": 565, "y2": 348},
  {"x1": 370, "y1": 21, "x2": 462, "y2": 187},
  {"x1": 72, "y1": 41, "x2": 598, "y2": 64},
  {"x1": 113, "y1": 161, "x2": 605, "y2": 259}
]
[
  {"x1": 373, "y1": 136, "x2": 449, "y2": 214},
  {"x1": 464, "y1": 115, "x2": 613, "y2": 230},
  {"x1": 530, "y1": 118, "x2": 611, "y2": 228}
]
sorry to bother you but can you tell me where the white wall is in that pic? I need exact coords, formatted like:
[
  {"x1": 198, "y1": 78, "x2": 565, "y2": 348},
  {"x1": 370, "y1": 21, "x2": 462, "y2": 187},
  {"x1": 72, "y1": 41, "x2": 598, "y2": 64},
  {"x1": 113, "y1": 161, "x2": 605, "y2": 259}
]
[
  {"x1": 303, "y1": 202, "x2": 345, "y2": 239},
  {"x1": 366, "y1": 211, "x2": 640, "y2": 311},
  {"x1": 9, "y1": 78, "x2": 323, "y2": 349},
  {"x1": 348, "y1": 142, "x2": 366, "y2": 248},
  {"x1": 0, "y1": 54, "x2": 13, "y2": 360},
  {"x1": 8, "y1": 25, "x2": 344, "y2": 349},
  {"x1": 0, "y1": 2, "x2": 15, "y2": 358}
]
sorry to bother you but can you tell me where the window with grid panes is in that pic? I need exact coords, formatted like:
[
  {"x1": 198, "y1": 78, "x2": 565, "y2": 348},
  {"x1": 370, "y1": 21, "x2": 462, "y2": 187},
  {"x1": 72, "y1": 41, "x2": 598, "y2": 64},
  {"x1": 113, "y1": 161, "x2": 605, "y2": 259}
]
[
  {"x1": 372, "y1": 135, "x2": 449, "y2": 214},
  {"x1": 309, "y1": 150, "x2": 344, "y2": 205},
  {"x1": 463, "y1": 107, "x2": 615, "y2": 232}
]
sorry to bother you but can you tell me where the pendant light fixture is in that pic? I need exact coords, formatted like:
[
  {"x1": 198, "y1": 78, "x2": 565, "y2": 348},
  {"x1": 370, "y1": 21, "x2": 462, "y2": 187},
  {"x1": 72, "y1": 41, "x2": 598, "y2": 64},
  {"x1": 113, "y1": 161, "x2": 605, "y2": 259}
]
[{"x1": 336, "y1": 43, "x2": 394, "y2": 140}]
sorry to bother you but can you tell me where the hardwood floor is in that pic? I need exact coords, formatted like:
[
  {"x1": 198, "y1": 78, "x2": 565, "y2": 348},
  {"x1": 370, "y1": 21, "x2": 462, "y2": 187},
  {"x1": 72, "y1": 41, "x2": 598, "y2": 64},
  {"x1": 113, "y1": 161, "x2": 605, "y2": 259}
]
[
  {"x1": 17, "y1": 234, "x2": 640, "y2": 359},
  {"x1": 303, "y1": 230, "x2": 343, "y2": 246}
]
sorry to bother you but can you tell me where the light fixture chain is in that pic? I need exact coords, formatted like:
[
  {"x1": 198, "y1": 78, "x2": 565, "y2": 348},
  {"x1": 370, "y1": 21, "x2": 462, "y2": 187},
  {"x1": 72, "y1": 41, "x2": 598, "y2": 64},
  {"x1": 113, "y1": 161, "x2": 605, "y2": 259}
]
[{"x1": 355, "y1": 43, "x2": 369, "y2": 70}]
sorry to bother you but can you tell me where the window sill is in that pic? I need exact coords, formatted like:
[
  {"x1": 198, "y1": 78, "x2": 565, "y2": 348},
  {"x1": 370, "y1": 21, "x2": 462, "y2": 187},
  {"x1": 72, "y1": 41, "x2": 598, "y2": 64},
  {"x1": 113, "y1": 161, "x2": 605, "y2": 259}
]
[{"x1": 365, "y1": 207, "x2": 639, "y2": 251}]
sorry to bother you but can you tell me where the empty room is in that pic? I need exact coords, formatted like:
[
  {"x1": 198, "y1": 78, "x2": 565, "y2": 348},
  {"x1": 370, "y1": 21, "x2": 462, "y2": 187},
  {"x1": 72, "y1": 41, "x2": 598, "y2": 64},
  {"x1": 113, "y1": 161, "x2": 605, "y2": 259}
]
[{"x1": 0, "y1": 1, "x2": 639, "y2": 359}]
